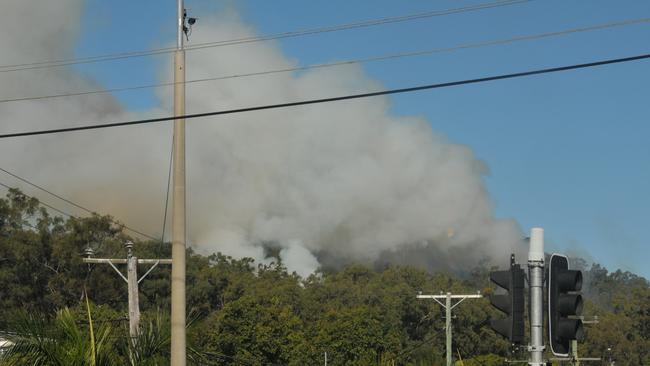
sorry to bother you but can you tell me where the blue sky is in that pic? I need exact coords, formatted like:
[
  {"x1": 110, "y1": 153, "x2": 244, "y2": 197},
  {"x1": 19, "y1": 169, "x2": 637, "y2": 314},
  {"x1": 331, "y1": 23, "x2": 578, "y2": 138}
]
[{"x1": 74, "y1": 0, "x2": 650, "y2": 277}]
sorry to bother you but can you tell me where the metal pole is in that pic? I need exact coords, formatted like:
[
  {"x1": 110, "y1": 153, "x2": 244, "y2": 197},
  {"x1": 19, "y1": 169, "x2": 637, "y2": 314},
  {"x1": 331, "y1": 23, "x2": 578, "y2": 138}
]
[
  {"x1": 171, "y1": 0, "x2": 187, "y2": 364},
  {"x1": 446, "y1": 292, "x2": 452, "y2": 366},
  {"x1": 126, "y1": 243, "x2": 140, "y2": 339},
  {"x1": 324, "y1": 351, "x2": 327, "y2": 366},
  {"x1": 176, "y1": 0, "x2": 184, "y2": 49},
  {"x1": 528, "y1": 228, "x2": 545, "y2": 366},
  {"x1": 571, "y1": 340, "x2": 580, "y2": 366}
]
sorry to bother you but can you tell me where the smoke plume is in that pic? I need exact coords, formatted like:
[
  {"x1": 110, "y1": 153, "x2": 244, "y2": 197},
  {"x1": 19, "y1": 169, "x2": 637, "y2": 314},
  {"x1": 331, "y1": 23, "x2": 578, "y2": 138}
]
[{"x1": 0, "y1": 1, "x2": 523, "y2": 277}]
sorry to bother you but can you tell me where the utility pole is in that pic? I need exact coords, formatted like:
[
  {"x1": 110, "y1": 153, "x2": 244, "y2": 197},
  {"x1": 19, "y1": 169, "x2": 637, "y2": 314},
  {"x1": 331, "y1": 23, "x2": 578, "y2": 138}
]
[
  {"x1": 171, "y1": 0, "x2": 187, "y2": 364},
  {"x1": 528, "y1": 228, "x2": 545, "y2": 366},
  {"x1": 417, "y1": 292, "x2": 482, "y2": 366},
  {"x1": 126, "y1": 242, "x2": 140, "y2": 337},
  {"x1": 83, "y1": 241, "x2": 172, "y2": 339}
]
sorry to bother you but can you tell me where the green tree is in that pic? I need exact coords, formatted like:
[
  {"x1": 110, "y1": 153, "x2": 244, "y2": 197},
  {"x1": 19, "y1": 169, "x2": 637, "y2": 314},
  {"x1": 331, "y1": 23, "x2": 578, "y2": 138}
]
[{"x1": 0, "y1": 308, "x2": 115, "y2": 366}]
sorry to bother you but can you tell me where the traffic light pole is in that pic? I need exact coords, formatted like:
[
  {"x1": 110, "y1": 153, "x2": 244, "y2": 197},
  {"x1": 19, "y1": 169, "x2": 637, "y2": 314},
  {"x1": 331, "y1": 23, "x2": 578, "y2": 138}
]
[
  {"x1": 417, "y1": 292, "x2": 482, "y2": 366},
  {"x1": 491, "y1": 229, "x2": 588, "y2": 365},
  {"x1": 528, "y1": 228, "x2": 545, "y2": 366}
]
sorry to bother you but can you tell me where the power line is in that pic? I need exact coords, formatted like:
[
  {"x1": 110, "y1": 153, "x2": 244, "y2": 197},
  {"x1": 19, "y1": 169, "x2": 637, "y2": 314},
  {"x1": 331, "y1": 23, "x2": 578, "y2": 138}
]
[
  {"x1": 0, "y1": 52, "x2": 647, "y2": 139},
  {"x1": 0, "y1": 0, "x2": 530, "y2": 73},
  {"x1": 183, "y1": 0, "x2": 530, "y2": 51},
  {"x1": 1, "y1": 17, "x2": 647, "y2": 104},
  {"x1": 0, "y1": 167, "x2": 158, "y2": 240},
  {"x1": 0, "y1": 166, "x2": 97, "y2": 215},
  {"x1": 199, "y1": 351, "x2": 256, "y2": 366},
  {"x1": 160, "y1": 133, "x2": 174, "y2": 245},
  {"x1": 0, "y1": 186, "x2": 42, "y2": 232},
  {"x1": 0, "y1": 180, "x2": 75, "y2": 220},
  {"x1": 391, "y1": 332, "x2": 441, "y2": 363}
]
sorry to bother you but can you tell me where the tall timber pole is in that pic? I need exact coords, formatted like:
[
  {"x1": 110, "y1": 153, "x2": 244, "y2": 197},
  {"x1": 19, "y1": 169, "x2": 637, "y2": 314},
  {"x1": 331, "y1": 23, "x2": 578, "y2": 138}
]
[{"x1": 171, "y1": 0, "x2": 187, "y2": 364}]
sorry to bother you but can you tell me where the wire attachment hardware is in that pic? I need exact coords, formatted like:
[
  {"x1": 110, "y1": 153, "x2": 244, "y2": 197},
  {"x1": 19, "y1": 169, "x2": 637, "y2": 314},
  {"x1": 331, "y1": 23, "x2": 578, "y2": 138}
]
[{"x1": 183, "y1": 9, "x2": 198, "y2": 41}]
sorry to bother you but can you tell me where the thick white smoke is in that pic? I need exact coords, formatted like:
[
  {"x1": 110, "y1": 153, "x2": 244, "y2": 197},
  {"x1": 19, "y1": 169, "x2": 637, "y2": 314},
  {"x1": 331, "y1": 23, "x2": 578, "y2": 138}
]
[
  {"x1": 0, "y1": 0, "x2": 174, "y2": 238},
  {"x1": 0, "y1": 2, "x2": 523, "y2": 276}
]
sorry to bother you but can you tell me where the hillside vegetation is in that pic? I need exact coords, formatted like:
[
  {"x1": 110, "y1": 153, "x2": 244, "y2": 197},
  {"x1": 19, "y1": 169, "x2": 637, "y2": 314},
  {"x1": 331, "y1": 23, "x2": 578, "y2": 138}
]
[{"x1": 0, "y1": 189, "x2": 648, "y2": 365}]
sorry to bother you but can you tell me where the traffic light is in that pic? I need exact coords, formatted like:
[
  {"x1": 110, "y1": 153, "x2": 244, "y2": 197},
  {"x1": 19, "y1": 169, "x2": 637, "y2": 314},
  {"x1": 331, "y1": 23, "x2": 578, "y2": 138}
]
[
  {"x1": 548, "y1": 254, "x2": 584, "y2": 356},
  {"x1": 489, "y1": 254, "x2": 525, "y2": 343}
]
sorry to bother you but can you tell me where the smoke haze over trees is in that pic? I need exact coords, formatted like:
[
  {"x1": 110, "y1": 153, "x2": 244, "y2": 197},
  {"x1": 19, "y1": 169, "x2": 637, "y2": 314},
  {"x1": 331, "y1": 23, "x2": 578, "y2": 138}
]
[{"x1": 0, "y1": 0, "x2": 524, "y2": 278}]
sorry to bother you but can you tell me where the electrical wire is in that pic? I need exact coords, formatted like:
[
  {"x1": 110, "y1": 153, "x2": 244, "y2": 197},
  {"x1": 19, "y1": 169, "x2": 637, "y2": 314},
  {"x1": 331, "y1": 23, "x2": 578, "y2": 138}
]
[
  {"x1": 0, "y1": 168, "x2": 158, "y2": 240},
  {"x1": 199, "y1": 351, "x2": 257, "y2": 366},
  {"x1": 160, "y1": 133, "x2": 174, "y2": 245},
  {"x1": 390, "y1": 332, "x2": 441, "y2": 363},
  {"x1": 0, "y1": 180, "x2": 76, "y2": 219},
  {"x1": 0, "y1": 0, "x2": 530, "y2": 73},
  {"x1": 1, "y1": 17, "x2": 647, "y2": 104},
  {"x1": 0, "y1": 166, "x2": 97, "y2": 215},
  {"x1": 0, "y1": 52, "x2": 647, "y2": 140},
  {"x1": 0, "y1": 180, "x2": 76, "y2": 234},
  {"x1": 183, "y1": 0, "x2": 530, "y2": 51}
]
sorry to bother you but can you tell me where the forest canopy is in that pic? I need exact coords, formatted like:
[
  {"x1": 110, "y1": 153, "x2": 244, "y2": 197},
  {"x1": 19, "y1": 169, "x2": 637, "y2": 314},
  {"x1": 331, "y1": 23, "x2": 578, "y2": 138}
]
[{"x1": 0, "y1": 189, "x2": 648, "y2": 365}]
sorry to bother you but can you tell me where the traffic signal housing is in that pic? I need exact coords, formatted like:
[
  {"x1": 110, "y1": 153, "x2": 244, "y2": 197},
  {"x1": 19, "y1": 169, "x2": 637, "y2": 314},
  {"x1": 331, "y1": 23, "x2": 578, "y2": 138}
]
[
  {"x1": 489, "y1": 254, "x2": 525, "y2": 343},
  {"x1": 548, "y1": 254, "x2": 584, "y2": 356}
]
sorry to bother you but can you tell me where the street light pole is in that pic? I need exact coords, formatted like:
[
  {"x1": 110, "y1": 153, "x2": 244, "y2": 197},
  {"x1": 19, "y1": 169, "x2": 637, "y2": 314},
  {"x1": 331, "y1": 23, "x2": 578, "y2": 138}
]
[{"x1": 170, "y1": 0, "x2": 187, "y2": 364}]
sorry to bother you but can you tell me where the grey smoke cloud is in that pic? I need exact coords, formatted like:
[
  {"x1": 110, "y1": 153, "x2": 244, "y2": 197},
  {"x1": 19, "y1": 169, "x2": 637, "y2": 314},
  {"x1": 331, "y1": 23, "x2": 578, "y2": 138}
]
[{"x1": 0, "y1": 2, "x2": 523, "y2": 276}]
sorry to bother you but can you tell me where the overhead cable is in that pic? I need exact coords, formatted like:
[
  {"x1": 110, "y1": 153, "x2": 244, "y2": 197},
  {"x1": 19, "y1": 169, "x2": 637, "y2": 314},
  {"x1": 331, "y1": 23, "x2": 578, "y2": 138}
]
[
  {"x1": 0, "y1": 52, "x2": 648, "y2": 140},
  {"x1": 160, "y1": 134, "x2": 174, "y2": 245},
  {"x1": 0, "y1": 168, "x2": 158, "y2": 240},
  {"x1": 0, "y1": 180, "x2": 74, "y2": 219},
  {"x1": 0, "y1": 0, "x2": 530, "y2": 73},
  {"x1": 1, "y1": 17, "x2": 648, "y2": 104}
]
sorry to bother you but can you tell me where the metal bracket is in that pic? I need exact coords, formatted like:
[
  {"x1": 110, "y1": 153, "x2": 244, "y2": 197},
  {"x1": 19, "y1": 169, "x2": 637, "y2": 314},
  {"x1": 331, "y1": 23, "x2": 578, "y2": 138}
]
[
  {"x1": 107, "y1": 260, "x2": 128, "y2": 283},
  {"x1": 527, "y1": 345, "x2": 546, "y2": 352},
  {"x1": 138, "y1": 260, "x2": 160, "y2": 284}
]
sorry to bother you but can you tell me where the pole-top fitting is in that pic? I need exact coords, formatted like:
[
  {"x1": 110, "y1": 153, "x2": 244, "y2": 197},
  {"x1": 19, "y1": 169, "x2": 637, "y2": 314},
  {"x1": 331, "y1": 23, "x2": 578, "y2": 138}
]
[
  {"x1": 182, "y1": 8, "x2": 198, "y2": 41},
  {"x1": 528, "y1": 227, "x2": 544, "y2": 262},
  {"x1": 125, "y1": 241, "x2": 134, "y2": 257},
  {"x1": 84, "y1": 246, "x2": 95, "y2": 258}
]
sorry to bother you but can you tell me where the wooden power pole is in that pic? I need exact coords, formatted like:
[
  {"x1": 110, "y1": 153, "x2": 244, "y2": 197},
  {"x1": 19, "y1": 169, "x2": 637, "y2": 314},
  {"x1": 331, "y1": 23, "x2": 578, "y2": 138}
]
[
  {"x1": 417, "y1": 292, "x2": 483, "y2": 366},
  {"x1": 83, "y1": 241, "x2": 171, "y2": 338}
]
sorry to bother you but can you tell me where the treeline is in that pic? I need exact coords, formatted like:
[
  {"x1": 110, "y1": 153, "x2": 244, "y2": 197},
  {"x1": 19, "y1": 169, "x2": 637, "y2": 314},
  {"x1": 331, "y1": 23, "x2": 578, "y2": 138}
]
[{"x1": 0, "y1": 189, "x2": 648, "y2": 365}]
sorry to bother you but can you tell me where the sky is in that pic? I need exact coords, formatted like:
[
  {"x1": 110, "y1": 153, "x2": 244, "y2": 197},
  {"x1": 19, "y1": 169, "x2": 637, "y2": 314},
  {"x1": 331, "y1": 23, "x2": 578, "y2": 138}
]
[{"x1": 4, "y1": 0, "x2": 650, "y2": 277}]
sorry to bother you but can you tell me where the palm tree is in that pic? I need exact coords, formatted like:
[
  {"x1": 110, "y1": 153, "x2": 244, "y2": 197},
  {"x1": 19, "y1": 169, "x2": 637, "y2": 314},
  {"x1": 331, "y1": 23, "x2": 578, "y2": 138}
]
[
  {"x1": 1, "y1": 300, "x2": 206, "y2": 365},
  {"x1": 0, "y1": 307, "x2": 115, "y2": 366},
  {"x1": 1, "y1": 290, "x2": 117, "y2": 366},
  {"x1": 119, "y1": 310, "x2": 213, "y2": 366},
  {"x1": 120, "y1": 312, "x2": 170, "y2": 366}
]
